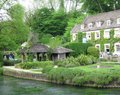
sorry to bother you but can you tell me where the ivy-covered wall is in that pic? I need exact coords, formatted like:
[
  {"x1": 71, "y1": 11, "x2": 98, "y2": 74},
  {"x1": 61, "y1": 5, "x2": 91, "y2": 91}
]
[{"x1": 77, "y1": 29, "x2": 120, "y2": 53}]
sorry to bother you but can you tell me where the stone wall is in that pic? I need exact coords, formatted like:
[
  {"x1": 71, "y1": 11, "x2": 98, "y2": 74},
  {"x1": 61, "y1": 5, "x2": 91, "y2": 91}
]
[{"x1": 3, "y1": 66, "x2": 49, "y2": 82}]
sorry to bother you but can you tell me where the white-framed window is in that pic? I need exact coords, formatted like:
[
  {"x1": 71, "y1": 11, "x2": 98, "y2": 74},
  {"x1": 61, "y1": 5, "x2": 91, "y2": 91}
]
[
  {"x1": 95, "y1": 44, "x2": 100, "y2": 51},
  {"x1": 114, "y1": 43, "x2": 120, "y2": 52},
  {"x1": 107, "y1": 20, "x2": 111, "y2": 26},
  {"x1": 117, "y1": 18, "x2": 120, "y2": 24},
  {"x1": 88, "y1": 23, "x2": 93, "y2": 28},
  {"x1": 114, "y1": 28, "x2": 120, "y2": 38},
  {"x1": 86, "y1": 32, "x2": 91, "y2": 40},
  {"x1": 81, "y1": 24, "x2": 84, "y2": 29},
  {"x1": 96, "y1": 21, "x2": 102, "y2": 27},
  {"x1": 95, "y1": 31, "x2": 100, "y2": 39},
  {"x1": 72, "y1": 33, "x2": 77, "y2": 41},
  {"x1": 104, "y1": 29, "x2": 110, "y2": 38},
  {"x1": 104, "y1": 44, "x2": 110, "y2": 53}
]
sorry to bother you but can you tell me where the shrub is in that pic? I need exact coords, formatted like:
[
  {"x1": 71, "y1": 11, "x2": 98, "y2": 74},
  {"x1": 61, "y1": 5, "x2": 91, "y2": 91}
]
[
  {"x1": 76, "y1": 54, "x2": 97, "y2": 65},
  {"x1": 76, "y1": 54, "x2": 89, "y2": 65},
  {"x1": 15, "y1": 61, "x2": 53, "y2": 69},
  {"x1": 55, "y1": 55, "x2": 97, "y2": 67},
  {"x1": 88, "y1": 55, "x2": 98, "y2": 64},
  {"x1": 87, "y1": 46, "x2": 99, "y2": 58},
  {"x1": 64, "y1": 42, "x2": 92, "y2": 57},
  {"x1": 3, "y1": 59, "x2": 21, "y2": 66},
  {"x1": 55, "y1": 57, "x2": 79, "y2": 67}
]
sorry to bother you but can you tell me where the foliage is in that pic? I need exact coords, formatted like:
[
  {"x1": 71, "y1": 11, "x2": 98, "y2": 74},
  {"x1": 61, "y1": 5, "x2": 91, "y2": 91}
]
[
  {"x1": 40, "y1": 34, "x2": 53, "y2": 44},
  {"x1": 48, "y1": 36, "x2": 62, "y2": 48},
  {"x1": 87, "y1": 29, "x2": 119, "y2": 53},
  {"x1": 55, "y1": 55, "x2": 97, "y2": 67},
  {"x1": 87, "y1": 46, "x2": 99, "y2": 58},
  {"x1": 77, "y1": 54, "x2": 92, "y2": 65},
  {"x1": 55, "y1": 56, "x2": 79, "y2": 67},
  {"x1": 64, "y1": 42, "x2": 92, "y2": 57},
  {"x1": 0, "y1": 4, "x2": 29, "y2": 51},
  {"x1": 30, "y1": 7, "x2": 68, "y2": 37},
  {"x1": 77, "y1": 32, "x2": 83, "y2": 43},
  {"x1": 81, "y1": 0, "x2": 120, "y2": 14},
  {"x1": 47, "y1": 63, "x2": 120, "y2": 86},
  {"x1": 3, "y1": 59, "x2": 21, "y2": 66},
  {"x1": 15, "y1": 61, "x2": 53, "y2": 69},
  {"x1": 64, "y1": 13, "x2": 85, "y2": 42}
]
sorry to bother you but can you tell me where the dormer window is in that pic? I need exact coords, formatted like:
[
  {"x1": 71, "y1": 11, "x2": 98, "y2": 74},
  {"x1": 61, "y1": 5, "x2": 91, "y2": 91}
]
[
  {"x1": 107, "y1": 20, "x2": 111, "y2": 26},
  {"x1": 81, "y1": 24, "x2": 84, "y2": 29},
  {"x1": 96, "y1": 21, "x2": 102, "y2": 27},
  {"x1": 117, "y1": 18, "x2": 120, "y2": 24},
  {"x1": 88, "y1": 23, "x2": 93, "y2": 28}
]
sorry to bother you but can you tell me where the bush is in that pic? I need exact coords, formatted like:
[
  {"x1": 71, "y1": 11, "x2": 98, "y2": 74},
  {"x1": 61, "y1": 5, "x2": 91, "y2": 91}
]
[
  {"x1": 76, "y1": 55, "x2": 97, "y2": 65},
  {"x1": 87, "y1": 46, "x2": 99, "y2": 58},
  {"x1": 64, "y1": 42, "x2": 92, "y2": 57},
  {"x1": 55, "y1": 55, "x2": 97, "y2": 67},
  {"x1": 76, "y1": 54, "x2": 89, "y2": 65},
  {"x1": 3, "y1": 59, "x2": 21, "y2": 66},
  {"x1": 55, "y1": 57, "x2": 79, "y2": 67},
  {"x1": 15, "y1": 61, "x2": 53, "y2": 69}
]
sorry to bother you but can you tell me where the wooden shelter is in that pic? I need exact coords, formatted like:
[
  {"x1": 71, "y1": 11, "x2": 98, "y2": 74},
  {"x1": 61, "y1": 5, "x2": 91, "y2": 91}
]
[
  {"x1": 19, "y1": 44, "x2": 49, "y2": 62},
  {"x1": 28, "y1": 44, "x2": 49, "y2": 61},
  {"x1": 52, "y1": 47, "x2": 73, "y2": 61}
]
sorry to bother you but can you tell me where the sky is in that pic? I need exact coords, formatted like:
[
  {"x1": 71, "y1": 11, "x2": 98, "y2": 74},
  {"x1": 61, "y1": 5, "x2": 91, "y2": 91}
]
[{"x1": 18, "y1": 0, "x2": 35, "y2": 11}]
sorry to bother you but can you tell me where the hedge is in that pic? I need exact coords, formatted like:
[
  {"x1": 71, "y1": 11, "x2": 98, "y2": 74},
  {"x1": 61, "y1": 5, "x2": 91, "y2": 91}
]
[
  {"x1": 15, "y1": 61, "x2": 53, "y2": 69},
  {"x1": 64, "y1": 42, "x2": 92, "y2": 57},
  {"x1": 87, "y1": 46, "x2": 99, "y2": 58}
]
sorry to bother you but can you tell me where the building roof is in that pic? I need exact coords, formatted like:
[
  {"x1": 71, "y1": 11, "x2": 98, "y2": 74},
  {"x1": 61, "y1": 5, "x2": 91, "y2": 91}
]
[
  {"x1": 28, "y1": 44, "x2": 49, "y2": 53},
  {"x1": 71, "y1": 10, "x2": 120, "y2": 33},
  {"x1": 71, "y1": 24, "x2": 81, "y2": 34},
  {"x1": 52, "y1": 47, "x2": 73, "y2": 54}
]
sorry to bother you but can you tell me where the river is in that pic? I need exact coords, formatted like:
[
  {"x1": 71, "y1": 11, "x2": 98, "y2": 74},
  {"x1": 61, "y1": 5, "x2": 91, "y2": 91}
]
[{"x1": 0, "y1": 76, "x2": 120, "y2": 95}]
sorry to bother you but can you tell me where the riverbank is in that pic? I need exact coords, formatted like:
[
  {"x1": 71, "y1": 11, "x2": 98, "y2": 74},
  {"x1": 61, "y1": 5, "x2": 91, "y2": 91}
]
[
  {"x1": 1, "y1": 76, "x2": 120, "y2": 95},
  {"x1": 3, "y1": 64, "x2": 120, "y2": 88}
]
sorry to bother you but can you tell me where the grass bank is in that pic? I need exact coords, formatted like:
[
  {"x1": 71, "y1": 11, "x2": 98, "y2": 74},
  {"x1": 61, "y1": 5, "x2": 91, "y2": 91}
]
[
  {"x1": 14, "y1": 62, "x2": 120, "y2": 87},
  {"x1": 47, "y1": 63, "x2": 120, "y2": 87}
]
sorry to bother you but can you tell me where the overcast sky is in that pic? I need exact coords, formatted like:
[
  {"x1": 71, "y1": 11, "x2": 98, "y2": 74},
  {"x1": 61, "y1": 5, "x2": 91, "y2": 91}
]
[{"x1": 18, "y1": 0, "x2": 35, "y2": 11}]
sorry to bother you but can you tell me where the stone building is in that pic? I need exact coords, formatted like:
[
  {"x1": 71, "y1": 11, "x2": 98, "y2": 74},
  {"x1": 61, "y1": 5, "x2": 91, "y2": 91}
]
[{"x1": 71, "y1": 10, "x2": 120, "y2": 56}]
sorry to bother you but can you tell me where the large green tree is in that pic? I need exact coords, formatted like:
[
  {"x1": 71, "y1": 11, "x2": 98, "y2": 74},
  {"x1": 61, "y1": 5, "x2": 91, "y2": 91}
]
[
  {"x1": 0, "y1": 4, "x2": 29, "y2": 50},
  {"x1": 30, "y1": 7, "x2": 68, "y2": 37}
]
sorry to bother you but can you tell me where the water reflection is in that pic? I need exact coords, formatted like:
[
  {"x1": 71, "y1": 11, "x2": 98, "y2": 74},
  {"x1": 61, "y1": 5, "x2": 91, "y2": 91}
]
[{"x1": 0, "y1": 76, "x2": 120, "y2": 95}]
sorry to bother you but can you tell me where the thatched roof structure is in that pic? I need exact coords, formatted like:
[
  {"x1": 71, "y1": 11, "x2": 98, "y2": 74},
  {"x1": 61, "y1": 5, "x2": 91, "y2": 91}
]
[
  {"x1": 28, "y1": 44, "x2": 49, "y2": 53},
  {"x1": 52, "y1": 47, "x2": 73, "y2": 54}
]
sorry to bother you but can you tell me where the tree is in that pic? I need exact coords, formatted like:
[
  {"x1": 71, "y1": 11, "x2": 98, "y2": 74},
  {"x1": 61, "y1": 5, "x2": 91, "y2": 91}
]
[
  {"x1": 30, "y1": 7, "x2": 68, "y2": 37},
  {"x1": 0, "y1": 4, "x2": 29, "y2": 50},
  {"x1": 81, "y1": 0, "x2": 120, "y2": 14},
  {"x1": 64, "y1": 12, "x2": 85, "y2": 42}
]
